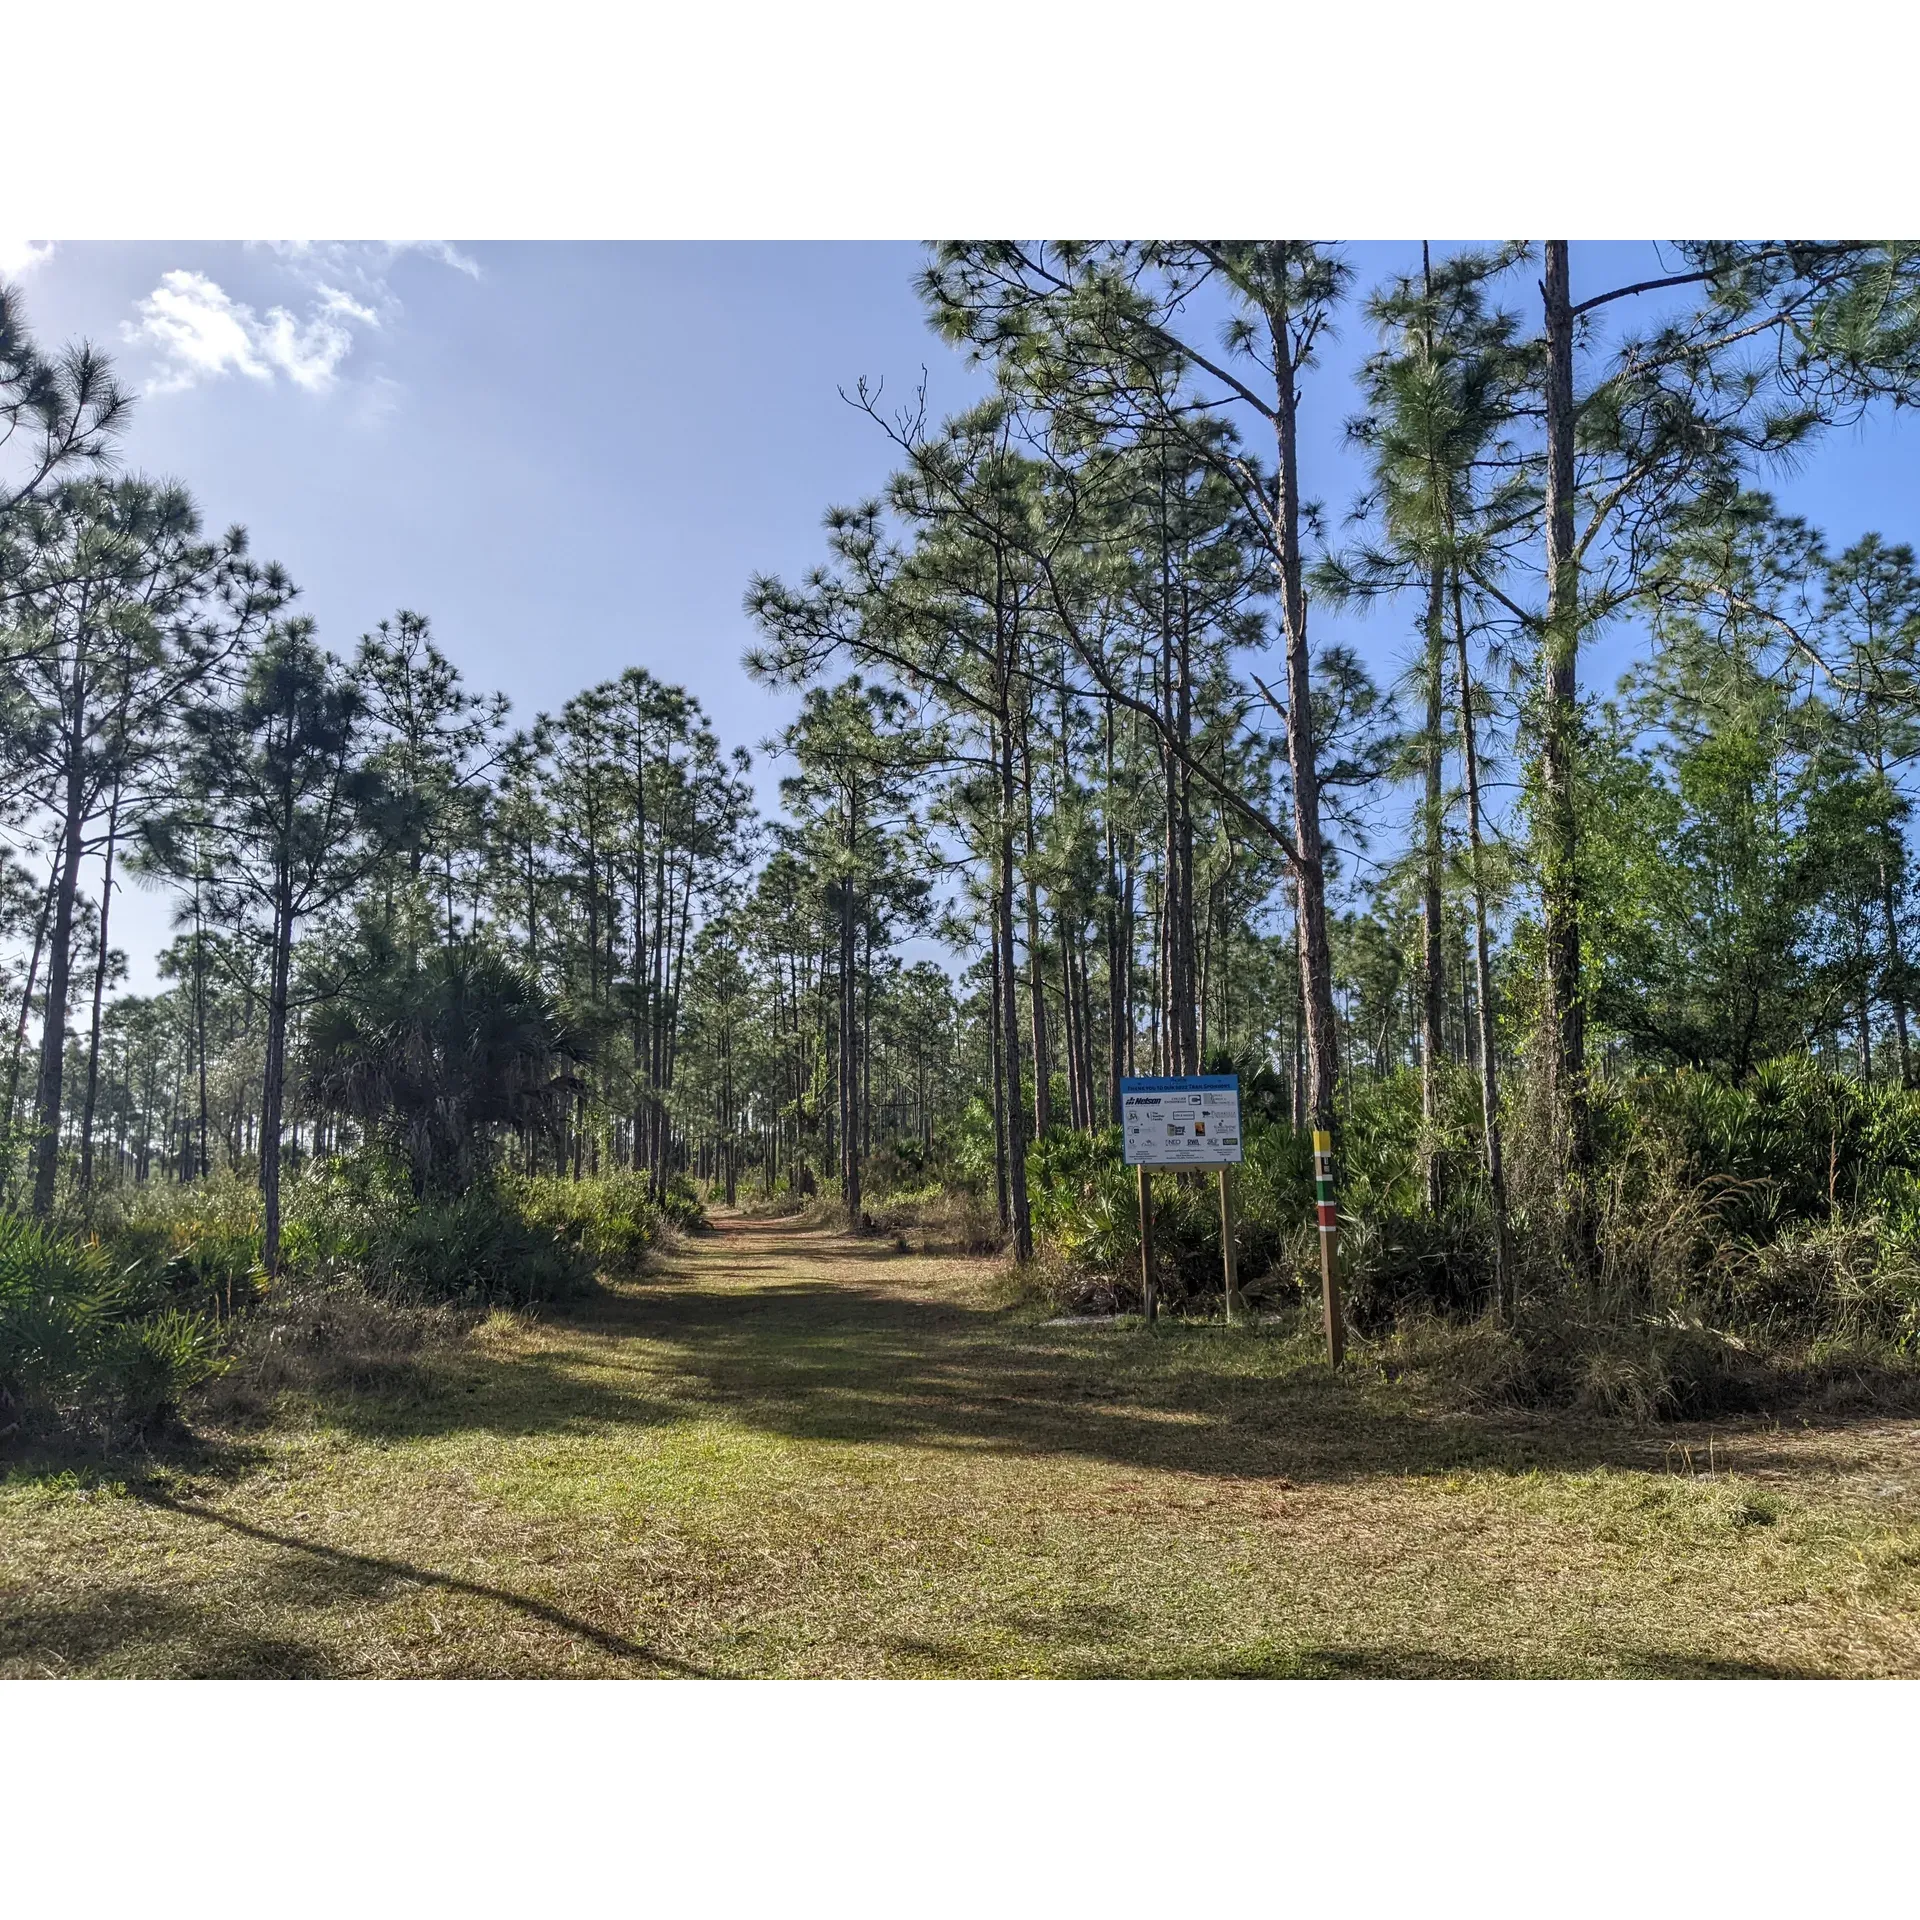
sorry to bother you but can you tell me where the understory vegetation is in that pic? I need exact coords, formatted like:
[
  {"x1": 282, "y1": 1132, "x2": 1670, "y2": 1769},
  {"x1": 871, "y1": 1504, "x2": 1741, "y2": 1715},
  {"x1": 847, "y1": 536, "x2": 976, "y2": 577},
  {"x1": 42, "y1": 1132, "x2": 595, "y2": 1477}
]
[
  {"x1": 0, "y1": 1168, "x2": 697, "y2": 1444},
  {"x1": 847, "y1": 1052, "x2": 1920, "y2": 1421}
]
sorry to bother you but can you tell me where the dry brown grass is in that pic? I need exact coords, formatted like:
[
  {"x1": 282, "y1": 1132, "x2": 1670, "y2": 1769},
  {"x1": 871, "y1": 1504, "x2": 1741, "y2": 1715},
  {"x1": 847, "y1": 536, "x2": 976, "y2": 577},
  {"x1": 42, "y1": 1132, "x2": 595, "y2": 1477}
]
[
  {"x1": 4, "y1": 1213, "x2": 1919, "y2": 1678},
  {"x1": 196, "y1": 1281, "x2": 481, "y2": 1426}
]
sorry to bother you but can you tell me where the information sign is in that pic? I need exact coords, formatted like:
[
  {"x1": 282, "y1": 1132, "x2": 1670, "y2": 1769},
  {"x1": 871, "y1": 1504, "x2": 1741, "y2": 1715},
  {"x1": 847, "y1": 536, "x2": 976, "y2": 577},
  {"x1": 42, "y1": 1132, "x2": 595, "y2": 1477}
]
[{"x1": 1120, "y1": 1074, "x2": 1243, "y2": 1167}]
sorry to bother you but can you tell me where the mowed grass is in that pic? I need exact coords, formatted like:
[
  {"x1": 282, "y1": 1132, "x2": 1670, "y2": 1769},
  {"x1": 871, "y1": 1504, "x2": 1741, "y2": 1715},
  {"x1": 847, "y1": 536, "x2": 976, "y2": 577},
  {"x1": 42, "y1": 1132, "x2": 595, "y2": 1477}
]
[{"x1": 5, "y1": 1214, "x2": 1920, "y2": 1678}]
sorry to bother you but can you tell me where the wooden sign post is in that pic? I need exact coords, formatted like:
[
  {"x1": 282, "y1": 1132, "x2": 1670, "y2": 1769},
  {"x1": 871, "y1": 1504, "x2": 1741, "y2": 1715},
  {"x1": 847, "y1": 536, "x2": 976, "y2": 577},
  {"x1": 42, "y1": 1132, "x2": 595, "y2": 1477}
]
[
  {"x1": 1219, "y1": 1165, "x2": 1243, "y2": 1324},
  {"x1": 1137, "y1": 1164, "x2": 1157, "y2": 1324}
]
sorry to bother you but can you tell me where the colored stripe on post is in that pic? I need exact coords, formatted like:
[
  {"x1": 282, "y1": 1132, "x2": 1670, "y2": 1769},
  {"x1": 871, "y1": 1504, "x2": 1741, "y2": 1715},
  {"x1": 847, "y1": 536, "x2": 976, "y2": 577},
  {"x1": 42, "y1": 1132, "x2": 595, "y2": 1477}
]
[{"x1": 1312, "y1": 1129, "x2": 1338, "y2": 1232}]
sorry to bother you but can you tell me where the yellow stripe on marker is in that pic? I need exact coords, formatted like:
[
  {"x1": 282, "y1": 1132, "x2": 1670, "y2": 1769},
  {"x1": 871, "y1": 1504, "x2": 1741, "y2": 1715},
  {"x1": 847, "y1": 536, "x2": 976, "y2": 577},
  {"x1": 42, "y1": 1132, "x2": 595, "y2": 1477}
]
[{"x1": 1312, "y1": 1130, "x2": 1332, "y2": 1155}]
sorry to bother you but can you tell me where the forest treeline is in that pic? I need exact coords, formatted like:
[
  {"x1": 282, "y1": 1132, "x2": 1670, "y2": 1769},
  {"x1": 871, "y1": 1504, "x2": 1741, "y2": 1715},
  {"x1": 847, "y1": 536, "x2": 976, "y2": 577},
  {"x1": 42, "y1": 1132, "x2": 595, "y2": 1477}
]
[{"x1": 8, "y1": 241, "x2": 1920, "y2": 1437}]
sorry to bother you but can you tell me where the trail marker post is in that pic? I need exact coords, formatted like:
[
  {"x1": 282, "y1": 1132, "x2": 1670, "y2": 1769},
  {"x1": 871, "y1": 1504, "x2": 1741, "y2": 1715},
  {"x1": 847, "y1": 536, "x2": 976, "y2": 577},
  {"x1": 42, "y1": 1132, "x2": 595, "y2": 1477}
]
[
  {"x1": 1120, "y1": 1075, "x2": 1243, "y2": 1326},
  {"x1": 1313, "y1": 1128, "x2": 1345, "y2": 1367}
]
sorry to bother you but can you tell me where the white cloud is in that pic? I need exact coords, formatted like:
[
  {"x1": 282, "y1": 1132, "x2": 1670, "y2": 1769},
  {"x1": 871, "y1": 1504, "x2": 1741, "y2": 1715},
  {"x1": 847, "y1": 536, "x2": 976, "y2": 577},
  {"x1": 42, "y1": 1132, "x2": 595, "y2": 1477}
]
[
  {"x1": 123, "y1": 241, "x2": 477, "y2": 401},
  {"x1": 0, "y1": 240, "x2": 56, "y2": 277},
  {"x1": 315, "y1": 284, "x2": 381, "y2": 327},
  {"x1": 405, "y1": 240, "x2": 481, "y2": 279},
  {"x1": 261, "y1": 239, "x2": 480, "y2": 309},
  {"x1": 125, "y1": 269, "x2": 357, "y2": 394}
]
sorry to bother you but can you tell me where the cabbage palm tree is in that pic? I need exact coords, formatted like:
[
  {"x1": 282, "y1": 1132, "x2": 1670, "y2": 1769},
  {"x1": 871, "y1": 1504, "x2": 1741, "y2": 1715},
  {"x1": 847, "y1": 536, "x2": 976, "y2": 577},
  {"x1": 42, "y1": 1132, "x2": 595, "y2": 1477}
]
[{"x1": 303, "y1": 944, "x2": 585, "y2": 1197}]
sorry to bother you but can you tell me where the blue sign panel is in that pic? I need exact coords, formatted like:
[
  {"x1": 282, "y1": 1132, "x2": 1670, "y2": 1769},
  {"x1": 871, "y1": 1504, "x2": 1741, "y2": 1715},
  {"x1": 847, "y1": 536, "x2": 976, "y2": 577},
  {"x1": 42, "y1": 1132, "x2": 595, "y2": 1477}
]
[{"x1": 1120, "y1": 1074, "x2": 1242, "y2": 1167}]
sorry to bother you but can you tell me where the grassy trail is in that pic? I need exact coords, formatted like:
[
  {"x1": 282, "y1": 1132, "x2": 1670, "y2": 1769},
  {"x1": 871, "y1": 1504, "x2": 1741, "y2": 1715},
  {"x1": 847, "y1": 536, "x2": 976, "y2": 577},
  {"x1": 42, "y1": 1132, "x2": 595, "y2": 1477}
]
[{"x1": 5, "y1": 1213, "x2": 1919, "y2": 1677}]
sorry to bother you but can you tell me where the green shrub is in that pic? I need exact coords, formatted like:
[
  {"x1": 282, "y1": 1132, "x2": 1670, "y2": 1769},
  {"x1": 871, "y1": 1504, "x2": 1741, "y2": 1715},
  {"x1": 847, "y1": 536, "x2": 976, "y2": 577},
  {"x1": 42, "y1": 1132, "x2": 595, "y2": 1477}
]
[
  {"x1": 870, "y1": 1185, "x2": 1004, "y2": 1255},
  {"x1": 511, "y1": 1171, "x2": 695, "y2": 1271},
  {"x1": 865, "y1": 1138, "x2": 935, "y2": 1195},
  {"x1": 96, "y1": 1309, "x2": 226, "y2": 1429},
  {"x1": 655, "y1": 1174, "x2": 707, "y2": 1233},
  {"x1": 1017, "y1": 1060, "x2": 1920, "y2": 1373},
  {"x1": 0, "y1": 1211, "x2": 222, "y2": 1435},
  {"x1": 0, "y1": 1212, "x2": 113, "y2": 1405},
  {"x1": 1628, "y1": 1058, "x2": 1920, "y2": 1239},
  {"x1": 1340, "y1": 1206, "x2": 1496, "y2": 1334},
  {"x1": 285, "y1": 1158, "x2": 617, "y2": 1303},
  {"x1": 950, "y1": 1096, "x2": 1003, "y2": 1193},
  {"x1": 80, "y1": 1174, "x2": 266, "y2": 1317},
  {"x1": 4, "y1": 1158, "x2": 707, "y2": 1441},
  {"x1": 353, "y1": 1188, "x2": 595, "y2": 1308}
]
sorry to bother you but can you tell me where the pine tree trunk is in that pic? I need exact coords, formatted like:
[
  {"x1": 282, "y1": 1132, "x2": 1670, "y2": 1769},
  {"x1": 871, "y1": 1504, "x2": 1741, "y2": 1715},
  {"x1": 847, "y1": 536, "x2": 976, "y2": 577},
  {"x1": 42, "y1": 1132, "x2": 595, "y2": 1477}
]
[
  {"x1": 988, "y1": 924, "x2": 1009, "y2": 1229},
  {"x1": 631, "y1": 788, "x2": 651, "y2": 1172},
  {"x1": 1025, "y1": 881, "x2": 1050, "y2": 1138},
  {"x1": 1420, "y1": 565, "x2": 1447, "y2": 1216},
  {"x1": 1070, "y1": 914, "x2": 1096, "y2": 1129},
  {"x1": 1453, "y1": 573, "x2": 1514, "y2": 1319},
  {"x1": 260, "y1": 880, "x2": 295, "y2": 1274},
  {"x1": 1877, "y1": 853, "x2": 1911, "y2": 1088},
  {"x1": 1159, "y1": 756, "x2": 1190, "y2": 1074},
  {"x1": 30, "y1": 744, "x2": 88, "y2": 1218},
  {"x1": 1291, "y1": 933, "x2": 1306, "y2": 1130},
  {"x1": 1, "y1": 851, "x2": 58, "y2": 1206},
  {"x1": 997, "y1": 719, "x2": 1032, "y2": 1261},
  {"x1": 1541, "y1": 239, "x2": 1594, "y2": 1270},
  {"x1": 1078, "y1": 924, "x2": 1096, "y2": 1125},
  {"x1": 1151, "y1": 862, "x2": 1166, "y2": 1075},
  {"x1": 1858, "y1": 932, "x2": 1874, "y2": 1084},
  {"x1": 1266, "y1": 250, "x2": 1344, "y2": 1362},
  {"x1": 1265, "y1": 259, "x2": 1340, "y2": 1135},
  {"x1": 78, "y1": 787, "x2": 123, "y2": 1194},
  {"x1": 1175, "y1": 590, "x2": 1199, "y2": 1077},
  {"x1": 840, "y1": 785, "x2": 861, "y2": 1225},
  {"x1": 860, "y1": 923, "x2": 872, "y2": 1167},
  {"x1": 1103, "y1": 712, "x2": 1125, "y2": 1124},
  {"x1": 1271, "y1": 326, "x2": 1341, "y2": 1112},
  {"x1": 1021, "y1": 731, "x2": 1052, "y2": 1140},
  {"x1": 193, "y1": 880, "x2": 211, "y2": 1181}
]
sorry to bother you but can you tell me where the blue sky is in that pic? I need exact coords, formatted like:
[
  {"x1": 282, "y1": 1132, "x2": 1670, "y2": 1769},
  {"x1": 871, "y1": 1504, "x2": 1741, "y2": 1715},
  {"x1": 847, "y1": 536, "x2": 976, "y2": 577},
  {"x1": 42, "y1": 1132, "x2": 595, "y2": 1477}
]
[{"x1": 6, "y1": 240, "x2": 1918, "y2": 990}]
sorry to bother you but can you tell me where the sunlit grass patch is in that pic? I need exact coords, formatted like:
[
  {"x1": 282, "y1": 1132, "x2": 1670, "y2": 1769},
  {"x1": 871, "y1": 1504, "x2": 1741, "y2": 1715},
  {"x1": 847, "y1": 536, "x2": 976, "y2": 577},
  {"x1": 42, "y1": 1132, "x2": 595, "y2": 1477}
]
[
  {"x1": 0, "y1": 1465, "x2": 131, "y2": 1510},
  {"x1": 475, "y1": 1421, "x2": 824, "y2": 1521}
]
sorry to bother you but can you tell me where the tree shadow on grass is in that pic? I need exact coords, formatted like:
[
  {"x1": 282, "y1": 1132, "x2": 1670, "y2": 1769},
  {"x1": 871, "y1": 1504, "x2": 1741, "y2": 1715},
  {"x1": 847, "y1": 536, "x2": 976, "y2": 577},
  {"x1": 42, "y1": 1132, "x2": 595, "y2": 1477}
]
[
  {"x1": 585, "y1": 1266, "x2": 1881, "y2": 1490},
  {"x1": 1, "y1": 1424, "x2": 273, "y2": 1493},
  {"x1": 1616, "y1": 1650, "x2": 1821, "y2": 1678},
  {"x1": 1143, "y1": 1643, "x2": 1522, "y2": 1679},
  {"x1": 2, "y1": 1485, "x2": 709, "y2": 1678},
  {"x1": 120, "y1": 1488, "x2": 711, "y2": 1676},
  {"x1": 0, "y1": 1584, "x2": 343, "y2": 1678},
  {"x1": 1086, "y1": 1643, "x2": 1820, "y2": 1679},
  {"x1": 290, "y1": 1338, "x2": 693, "y2": 1448}
]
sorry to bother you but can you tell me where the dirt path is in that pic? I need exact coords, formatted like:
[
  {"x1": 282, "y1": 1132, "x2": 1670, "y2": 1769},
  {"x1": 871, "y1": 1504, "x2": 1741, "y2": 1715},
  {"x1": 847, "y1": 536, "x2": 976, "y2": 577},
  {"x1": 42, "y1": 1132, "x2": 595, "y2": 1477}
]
[{"x1": 4, "y1": 1214, "x2": 1919, "y2": 1676}]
